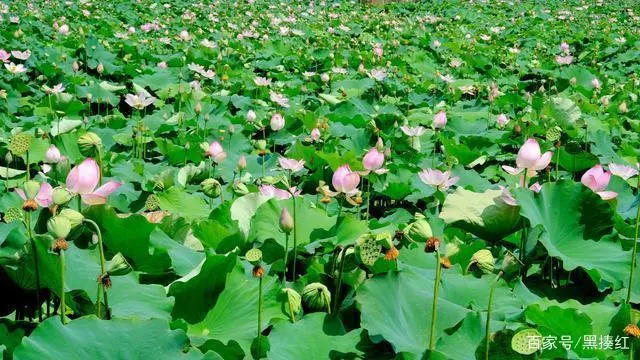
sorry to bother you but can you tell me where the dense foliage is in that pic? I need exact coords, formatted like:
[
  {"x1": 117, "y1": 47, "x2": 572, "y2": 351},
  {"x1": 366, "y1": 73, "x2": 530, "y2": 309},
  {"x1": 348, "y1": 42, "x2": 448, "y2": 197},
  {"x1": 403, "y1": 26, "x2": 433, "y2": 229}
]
[{"x1": 1, "y1": 0, "x2": 640, "y2": 359}]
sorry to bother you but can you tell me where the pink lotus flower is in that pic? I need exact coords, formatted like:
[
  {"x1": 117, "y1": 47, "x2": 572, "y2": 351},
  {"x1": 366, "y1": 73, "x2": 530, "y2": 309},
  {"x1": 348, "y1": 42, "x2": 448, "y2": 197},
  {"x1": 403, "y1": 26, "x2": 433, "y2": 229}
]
[
  {"x1": 311, "y1": 128, "x2": 321, "y2": 142},
  {"x1": 246, "y1": 110, "x2": 256, "y2": 122},
  {"x1": 125, "y1": 92, "x2": 156, "y2": 110},
  {"x1": 332, "y1": 165, "x2": 360, "y2": 195},
  {"x1": 5, "y1": 62, "x2": 27, "y2": 74},
  {"x1": 157, "y1": 62, "x2": 167, "y2": 69},
  {"x1": 503, "y1": 138, "x2": 552, "y2": 175},
  {"x1": 270, "y1": 91, "x2": 290, "y2": 108},
  {"x1": 278, "y1": 157, "x2": 305, "y2": 173},
  {"x1": 373, "y1": 43, "x2": 383, "y2": 57},
  {"x1": 400, "y1": 126, "x2": 426, "y2": 137},
  {"x1": 66, "y1": 158, "x2": 122, "y2": 205},
  {"x1": 591, "y1": 78, "x2": 601, "y2": 89},
  {"x1": 59, "y1": 24, "x2": 69, "y2": 35},
  {"x1": 362, "y1": 148, "x2": 388, "y2": 175},
  {"x1": 581, "y1": 165, "x2": 617, "y2": 200},
  {"x1": 270, "y1": 113, "x2": 285, "y2": 131},
  {"x1": 418, "y1": 169, "x2": 459, "y2": 191},
  {"x1": 433, "y1": 111, "x2": 447, "y2": 129},
  {"x1": 254, "y1": 77, "x2": 271, "y2": 87},
  {"x1": 608, "y1": 164, "x2": 639, "y2": 180},
  {"x1": 0, "y1": 49, "x2": 10, "y2": 63},
  {"x1": 11, "y1": 50, "x2": 30, "y2": 61},
  {"x1": 205, "y1": 142, "x2": 227, "y2": 163},
  {"x1": 45, "y1": 145, "x2": 63, "y2": 163},
  {"x1": 259, "y1": 184, "x2": 300, "y2": 199},
  {"x1": 555, "y1": 55, "x2": 573, "y2": 65},
  {"x1": 496, "y1": 114, "x2": 509, "y2": 127},
  {"x1": 16, "y1": 183, "x2": 53, "y2": 208},
  {"x1": 560, "y1": 42, "x2": 570, "y2": 52}
]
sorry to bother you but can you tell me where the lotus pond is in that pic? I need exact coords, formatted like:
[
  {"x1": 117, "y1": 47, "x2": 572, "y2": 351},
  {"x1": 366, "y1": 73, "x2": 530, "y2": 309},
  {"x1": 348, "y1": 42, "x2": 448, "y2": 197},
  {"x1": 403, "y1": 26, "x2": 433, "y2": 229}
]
[{"x1": 1, "y1": 0, "x2": 640, "y2": 359}]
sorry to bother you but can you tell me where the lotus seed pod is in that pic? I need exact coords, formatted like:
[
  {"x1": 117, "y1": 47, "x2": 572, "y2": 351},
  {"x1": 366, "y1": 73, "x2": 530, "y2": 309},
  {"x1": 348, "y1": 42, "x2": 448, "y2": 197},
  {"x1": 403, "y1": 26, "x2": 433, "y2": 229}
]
[
  {"x1": 279, "y1": 208, "x2": 294, "y2": 234},
  {"x1": 255, "y1": 139, "x2": 267, "y2": 151},
  {"x1": 201, "y1": 178, "x2": 221, "y2": 198},
  {"x1": 47, "y1": 216, "x2": 71, "y2": 239},
  {"x1": 8, "y1": 133, "x2": 32, "y2": 155},
  {"x1": 302, "y1": 282, "x2": 331, "y2": 313},
  {"x1": 511, "y1": 328, "x2": 542, "y2": 355},
  {"x1": 145, "y1": 194, "x2": 160, "y2": 211},
  {"x1": 23, "y1": 180, "x2": 41, "y2": 200},
  {"x1": 356, "y1": 234, "x2": 381, "y2": 266},
  {"x1": 245, "y1": 248, "x2": 262, "y2": 265},
  {"x1": 52, "y1": 187, "x2": 74, "y2": 205},
  {"x1": 470, "y1": 249, "x2": 495, "y2": 274},
  {"x1": 58, "y1": 209, "x2": 84, "y2": 229},
  {"x1": 282, "y1": 288, "x2": 302, "y2": 317},
  {"x1": 78, "y1": 132, "x2": 102, "y2": 156},
  {"x1": 3, "y1": 208, "x2": 24, "y2": 223},
  {"x1": 375, "y1": 231, "x2": 394, "y2": 250},
  {"x1": 404, "y1": 215, "x2": 433, "y2": 243},
  {"x1": 106, "y1": 252, "x2": 132, "y2": 276},
  {"x1": 545, "y1": 126, "x2": 562, "y2": 142}
]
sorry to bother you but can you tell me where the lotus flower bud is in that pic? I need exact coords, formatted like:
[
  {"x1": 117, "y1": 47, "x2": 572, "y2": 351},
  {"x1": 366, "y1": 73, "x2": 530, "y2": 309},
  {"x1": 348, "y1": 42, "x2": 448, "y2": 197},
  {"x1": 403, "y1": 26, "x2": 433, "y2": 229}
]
[
  {"x1": 106, "y1": 253, "x2": 132, "y2": 276},
  {"x1": 72, "y1": 61, "x2": 79, "y2": 72},
  {"x1": 302, "y1": 282, "x2": 331, "y2": 313},
  {"x1": 47, "y1": 216, "x2": 71, "y2": 239},
  {"x1": 78, "y1": 132, "x2": 102, "y2": 156},
  {"x1": 201, "y1": 178, "x2": 221, "y2": 198},
  {"x1": 469, "y1": 249, "x2": 495, "y2": 274},
  {"x1": 246, "y1": 109, "x2": 256, "y2": 122},
  {"x1": 237, "y1": 156, "x2": 247, "y2": 171},
  {"x1": 404, "y1": 214, "x2": 433, "y2": 243},
  {"x1": 52, "y1": 187, "x2": 73, "y2": 205},
  {"x1": 23, "y1": 180, "x2": 41, "y2": 200},
  {"x1": 97, "y1": 63, "x2": 104, "y2": 74},
  {"x1": 3, "y1": 208, "x2": 24, "y2": 223},
  {"x1": 282, "y1": 288, "x2": 302, "y2": 317},
  {"x1": 279, "y1": 208, "x2": 294, "y2": 234},
  {"x1": 58, "y1": 208, "x2": 84, "y2": 229},
  {"x1": 194, "y1": 102, "x2": 202, "y2": 114}
]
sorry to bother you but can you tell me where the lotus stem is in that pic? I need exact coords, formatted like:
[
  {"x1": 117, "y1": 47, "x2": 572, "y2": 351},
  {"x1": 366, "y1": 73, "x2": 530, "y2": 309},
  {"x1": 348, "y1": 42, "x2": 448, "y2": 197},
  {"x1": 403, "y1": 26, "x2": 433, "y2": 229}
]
[
  {"x1": 333, "y1": 244, "x2": 354, "y2": 315},
  {"x1": 365, "y1": 176, "x2": 372, "y2": 221},
  {"x1": 84, "y1": 219, "x2": 110, "y2": 319},
  {"x1": 485, "y1": 271, "x2": 503, "y2": 360},
  {"x1": 283, "y1": 232, "x2": 289, "y2": 285},
  {"x1": 626, "y1": 175, "x2": 640, "y2": 304},
  {"x1": 59, "y1": 250, "x2": 66, "y2": 324},
  {"x1": 429, "y1": 249, "x2": 442, "y2": 350},
  {"x1": 291, "y1": 195, "x2": 298, "y2": 281},
  {"x1": 257, "y1": 276, "x2": 263, "y2": 358},
  {"x1": 25, "y1": 214, "x2": 41, "y2": 321}
]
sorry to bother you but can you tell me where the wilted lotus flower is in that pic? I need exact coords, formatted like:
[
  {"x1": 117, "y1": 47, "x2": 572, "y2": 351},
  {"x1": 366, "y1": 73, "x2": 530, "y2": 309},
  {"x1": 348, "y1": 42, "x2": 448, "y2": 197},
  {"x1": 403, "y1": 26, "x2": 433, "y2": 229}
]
[
  {"x1": 16, "y1": 181, "x2": 53, "y2": 210},
  {"x1": 125, "y1": 92, "x2": 156, "y2": 110},
  {"x1": 66, "y1": 158, "x2": 122, "y2": 205},
  {"x1": 362, "y1": 148, "x2": 388, "y2": 175},
  {"x1": 259, "y1": 184, "x2": 300, "y2": 199},
  {"x1": 400, "y1": 125, "x2": 426, "y2": 137},
  {"x1": 496, "y1": 114, "x2": 509, "y2": 127},
  {"x1": 311, "y1": 128, "x2": 321, "y2": 142},
  {"x1": 503, "y1": 138, "x2": 552, "y2": 176},
  {"x1": 270, "y1": 113, "x2": 285, "y2": 131},
  {"x1": 205, "y1": 141, "x2": 227, "y2": 163},
  {"x1": 581, "y1": 165, "x2": 617, "y2": 200},
  {"x1": 332, "y1": 165, "x2": 360, "y2": 195},
  {"x1": 278, "y1": 157, "x2": 305, "y2": 173},
  {"x1": 418, "y1": 169, "x2": 459, "y2": 191},
  {"x1": 609, "y1": 163, "x2": 639, "y2": 180},
  {"x1": 433, "y1": 111, "x2": 447, "y2": 129}
]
